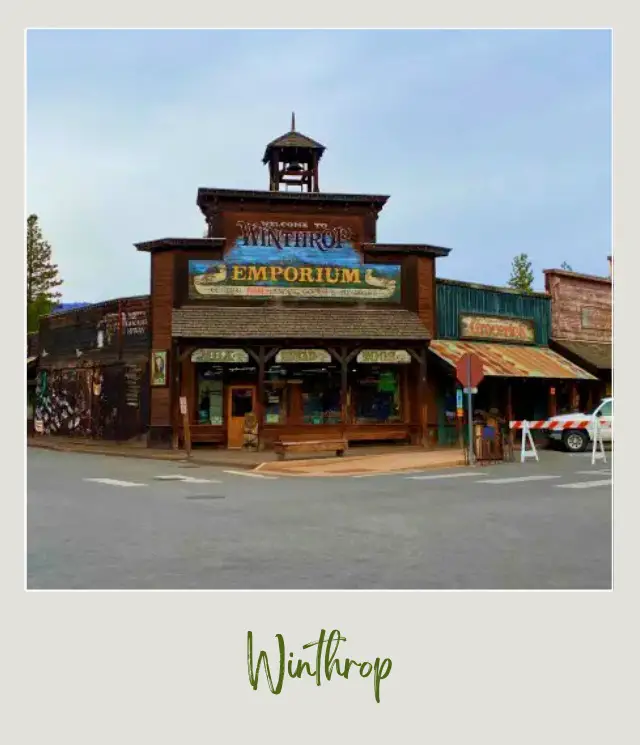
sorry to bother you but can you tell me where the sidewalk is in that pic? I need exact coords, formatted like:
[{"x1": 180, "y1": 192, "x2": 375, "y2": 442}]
[
  {"x1": 256, "y1": 449, "x2": 466, "y2": 476},
  {"x1": 27, "y1": 435, "x2": 466, "y2": 475}
]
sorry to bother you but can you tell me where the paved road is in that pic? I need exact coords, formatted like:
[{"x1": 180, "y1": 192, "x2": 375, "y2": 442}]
[{"x1": 27, "y1": 448, "x2": 612, "y2": 590}]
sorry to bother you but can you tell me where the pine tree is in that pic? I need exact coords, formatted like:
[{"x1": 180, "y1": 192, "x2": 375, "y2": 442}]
[
  {"x1": 507, "y1": 253, "x2": 534, "y2": 293},
  {"x1": 26, "y1": 214, "x2": 63, "y2": 331},
  {"x1": 560, "y1": 261, "x2": 573, "y2": 271}
]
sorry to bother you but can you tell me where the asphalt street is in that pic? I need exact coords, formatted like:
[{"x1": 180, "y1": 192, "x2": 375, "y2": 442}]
[{"x1": 27, "y1": 448, "x2": 612, "y2": 590}]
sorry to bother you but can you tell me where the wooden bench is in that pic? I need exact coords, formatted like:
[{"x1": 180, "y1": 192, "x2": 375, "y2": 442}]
[{"x1": 274, "y1": 438, "x2": 347, "y2": 461}]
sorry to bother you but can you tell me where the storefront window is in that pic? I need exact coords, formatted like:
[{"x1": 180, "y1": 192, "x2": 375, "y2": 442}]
[
  {"x1": 302, "y1": 371, "x2": 341, "y2": 424},
  {"x1": 196, "y1": 365, "x2": 224, "y2": 425},
  {"x1": 351, "y1": 365, "x2": 402, "y2": 424}
]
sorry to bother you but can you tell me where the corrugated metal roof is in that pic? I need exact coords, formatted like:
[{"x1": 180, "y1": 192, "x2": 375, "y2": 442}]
[{"x1": 429, "y1": 340, "x2": 596, "y2": 380}]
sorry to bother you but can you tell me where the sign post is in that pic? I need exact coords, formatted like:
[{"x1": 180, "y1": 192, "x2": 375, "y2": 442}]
[
  {"x1": 455, "y1": 353, "x2": 484, "y2": 466},
  {"x1": 180, "y1": 396, "x2": 192, "y2": 459}
]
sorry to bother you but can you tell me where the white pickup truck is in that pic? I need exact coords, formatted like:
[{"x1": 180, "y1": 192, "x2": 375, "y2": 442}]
[{"x1": 546, "y1": 397, "x2": 613, "y2": 452}]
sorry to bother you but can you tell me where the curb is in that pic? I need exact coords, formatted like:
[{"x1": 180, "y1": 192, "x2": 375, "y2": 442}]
[{"x1": 27, "y1": 440, "x2": 258, "y2": 470}]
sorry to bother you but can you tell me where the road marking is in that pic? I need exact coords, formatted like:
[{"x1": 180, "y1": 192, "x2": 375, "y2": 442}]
[
  {"x1": 223, "y1": 470, "x2": 279, "y2": 480},
  {"x1": 555, "y1": 479, "x2": 612, "y2": 490},
  {"x1": 352, "y1": 470, "x2": 425, "y2": 479},
  {"x1": 84, "y1": 478, "x2": 147, "y2": 488},
  {"x1": 154, "y1": 475, "x2": 222, "y2": 483},
  {"x1": 475, "y1": 475, "x2": 560, "y2": 485},
  {"x1": 574, "y1": 470, "x2": 611, "y2": 475},
  {"x1": 408, "y1": 472, "x2": 489, "y2": 480}
]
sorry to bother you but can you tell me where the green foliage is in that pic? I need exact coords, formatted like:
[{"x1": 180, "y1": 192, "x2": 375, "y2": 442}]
[
  {"x1": 507, "y1": 253, "x2": 534, "y2": 293},
  {"x1": 26, "y1": 214, "x2": 63, "y2": 332}
]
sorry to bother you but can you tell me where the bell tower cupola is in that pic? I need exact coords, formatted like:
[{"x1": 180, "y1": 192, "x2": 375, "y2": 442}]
[{"x1": 262, "y1": 113, "x2": 326, "y2": 193}]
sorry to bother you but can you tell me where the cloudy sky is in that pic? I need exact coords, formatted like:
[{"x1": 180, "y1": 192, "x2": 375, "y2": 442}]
[{"x1": 27, "y1": 29, "x2": 611, "y2": 303}]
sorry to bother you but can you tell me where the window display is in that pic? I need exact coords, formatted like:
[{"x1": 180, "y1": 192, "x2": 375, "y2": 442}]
[
  {"x1": 351, "y1": 365, "x2": 402, "y2": 424},
  {"x1": 196, "y1": 366, "x2": 224, "y2": 425}
]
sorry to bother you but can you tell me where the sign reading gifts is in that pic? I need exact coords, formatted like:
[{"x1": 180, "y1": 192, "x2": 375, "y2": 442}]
[
  {"x1": 188, "y1": 217, "x2": 401, "y2": 302},
  {"x1": 459, "y1": 314, "x2": 536, "y2": 344}
]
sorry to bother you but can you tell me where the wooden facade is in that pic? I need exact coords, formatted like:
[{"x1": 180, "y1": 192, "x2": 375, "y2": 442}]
[
  {"x1": 544, "y1": 268, "x2": 612, "y2": 399},
  {"x1": 429, "y1": 279, "x2": 599, "y2": 444},
  {"x1": 137, "y1": 124, "x2": 451, "y2": 450},
  {"x1": 34, "y1": 296, "x2": 151, "y2": 440}
]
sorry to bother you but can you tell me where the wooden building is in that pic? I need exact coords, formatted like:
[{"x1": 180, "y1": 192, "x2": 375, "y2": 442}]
[
  {"x1": 426, "y1": 279, "x2": 599, "y2": 444},
  {"x1": 136, "y1": 119, "x2": 451, "y2": 450},
  {"x1": 34, "y1": 296, "x2": 150, "y2": 440},
  {"x1": 544, "y1": 266, "x2": 612, "y2": 401}
]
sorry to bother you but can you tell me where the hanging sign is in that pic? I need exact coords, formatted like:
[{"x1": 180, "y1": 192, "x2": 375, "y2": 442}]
[
  {"x1": 356, "y1": 350, "x2": 411, "y2": 364},
  {"x1": 275, "y1": 349, "x2": 332, "y2": 364},
  {"x1": 456, "y1": 389, "x2": 463, "y2": 410},
  {"x1": 191, "y1": 348, "x2": 249, "y2": 364}
]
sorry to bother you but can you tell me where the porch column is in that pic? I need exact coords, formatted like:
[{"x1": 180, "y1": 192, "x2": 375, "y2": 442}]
[
  {"x1": 171, "y1": 343, "x2": 181, "y2": 450},
  {"x1": 507, "y1": 381, "x2": 514, "y2": 450},
  {"x1": 419, "y1": 346, "x2": 428, "y2": 448},
  {"x1": 256, "y1": 346, "x2": 264, "y2": 450},
  {"x1": 340, "y1": 346, "x2": 349, "y2": 433},
  {"x1": 548, "y1": 384, "x2": 557, "y2": 418}
]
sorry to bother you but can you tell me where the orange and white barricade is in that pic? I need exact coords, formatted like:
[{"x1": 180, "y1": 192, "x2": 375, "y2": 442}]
[{"x1": 509, "y1": 419, "x2": 609, "y2": 465}]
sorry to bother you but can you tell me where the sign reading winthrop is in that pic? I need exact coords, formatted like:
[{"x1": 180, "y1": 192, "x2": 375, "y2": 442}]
[
  {"x1": 189, "y1": 217, "x2": 402, "y2": 302},
  {"x1": 460, "y1": 314, "x2": 536, "y2": 344}
]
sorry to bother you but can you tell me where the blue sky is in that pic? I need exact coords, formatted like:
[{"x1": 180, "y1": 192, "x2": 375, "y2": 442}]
[{"x1": 27, "y1": 29, "x2": 611, "y2": 302}]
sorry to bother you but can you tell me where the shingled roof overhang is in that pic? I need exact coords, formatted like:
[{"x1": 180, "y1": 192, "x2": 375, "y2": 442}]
[
  {"x1": 363, "y1": 242, "x2": 452, "y2": 258},
  {"x1": 172, "y1": 307, "x2": 430, "y2": 341},
  {"x1": 135, "y1": 237, "x2": 225, "y2": 253},
  {"x1": 262, "y1": 130, "x2": 326, "y2": 163},
  {"x1": 196, "y1": 187, "x2": 389, "y2": 213}
]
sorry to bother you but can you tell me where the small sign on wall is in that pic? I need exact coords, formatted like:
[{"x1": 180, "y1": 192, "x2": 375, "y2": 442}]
[
  {"x1": 179, "y1": 396, "x2": 187, "y2": 415},
  {"x1": 191, "y1": 348, "x2": 249, "y2": 364},
  {"x1": 356, "y1": 350, "x2": 412, "y2": 364},
  {"x1": 460, "y1": 314, "x2": 536, "y2": 344},
  {"x1": 275, "y1": 349, "x2": 332, "y2": 364},
  {"x1": 151, "y1": 350, "x2": 168, "y2": 387}
]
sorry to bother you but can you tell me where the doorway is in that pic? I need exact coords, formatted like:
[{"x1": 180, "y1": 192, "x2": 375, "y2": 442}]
[{"x1": 227, "y1": 385, "x2": 256, "y2": 448}]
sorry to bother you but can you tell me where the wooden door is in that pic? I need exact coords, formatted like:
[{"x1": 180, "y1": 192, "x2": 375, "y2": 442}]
[{"x1": 227, "y1": 385, "x2": 256, "y2": 448}]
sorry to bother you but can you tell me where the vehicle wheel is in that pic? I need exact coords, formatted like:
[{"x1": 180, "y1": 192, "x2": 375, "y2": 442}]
[{"x1": 563, "y1": 429, "x2": 589, "y2": 453}]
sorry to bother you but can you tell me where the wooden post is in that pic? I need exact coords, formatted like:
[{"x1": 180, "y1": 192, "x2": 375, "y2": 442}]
[
  {"x1": 257, "y1": 346, "x2": 265, "y2": 451},
  {"x1": 171, "y1": 345, "x2": 181, "y2": 450},
  {"x1": 507, "y1": 381, "x2": 514, "y2": 452},
  {"x1": 570, "y1": 382, "x2": 578, "y2": 412},
  {"x1": 548, "y1": 384, "x2": 557, "y2": 418},
  {"x1": 180, "y1": 395, "x2": 192, "y2": 458},
  {"x1": 419, "y1": 347, "x2": 428, "y2": 448},
  {"x1": 340, "y1": 346, "x2": 348, "y2": 433}
]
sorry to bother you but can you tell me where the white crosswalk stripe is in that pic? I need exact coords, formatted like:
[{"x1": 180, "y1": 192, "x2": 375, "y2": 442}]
[
  {"x1": 84, "y1": 478, "x2": 147, "y2": 488},
  {"x1": 475, "y1": 475, "x2": 560, "y2": 485},
  {"x1": 555, "y1": 480, "x2": 612, "y2": 490},
  {"x1": 154, "y1": 475, "x2": 222, "y2": 483},
  {"x1": 222, "y1": 470, "x2": 279, "y2": 480},
  {"x1": 407, "y1": 472, "x2": 488, "y2": 481},
  {"x1": 574, "y1": 470, "x2": 611, "y2": 475}
]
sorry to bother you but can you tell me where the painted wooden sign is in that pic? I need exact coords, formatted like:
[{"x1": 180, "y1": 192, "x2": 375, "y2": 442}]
[
  {"x1": 275, "y1": 349, "x2": 332, "y2": 364},
  {"x1": 459, "y1": 314, "x2": 536, "y2": 344},
  {"x1": 356, "y1": 350, "x2": 411, "y2": 364},
  {"x1": 191, "y1": 349, "x2": 249, "y2": 364}
]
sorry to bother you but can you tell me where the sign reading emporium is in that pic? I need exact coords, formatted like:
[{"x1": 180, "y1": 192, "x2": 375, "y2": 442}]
[{"x1": 189, "y1": 218, "x2": 402, "y2": 302}]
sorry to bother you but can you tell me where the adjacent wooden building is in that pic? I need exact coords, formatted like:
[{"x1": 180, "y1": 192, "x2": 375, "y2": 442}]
[
  {"x1": 426, "y1": 278, "x2": 599, "y2": 445},
  {"x1": 34, "y1": 296, "x2": 151, "y2": 440},
  {"x1": 544, "y1": 266, "x2": 612, "y2": 400},
  {"x1": 136, "y1": 120, "x2": 451, "y2": 450}
]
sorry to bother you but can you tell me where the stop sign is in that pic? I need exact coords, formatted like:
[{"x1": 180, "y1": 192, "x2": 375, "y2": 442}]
[{"x1": 456, "y1": 352, "x2": 484, "y2": 388}]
